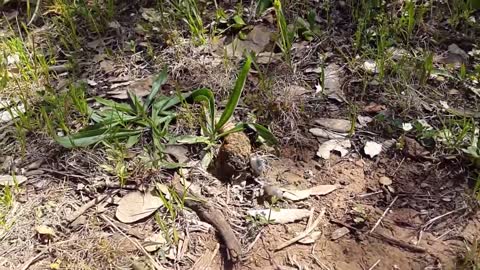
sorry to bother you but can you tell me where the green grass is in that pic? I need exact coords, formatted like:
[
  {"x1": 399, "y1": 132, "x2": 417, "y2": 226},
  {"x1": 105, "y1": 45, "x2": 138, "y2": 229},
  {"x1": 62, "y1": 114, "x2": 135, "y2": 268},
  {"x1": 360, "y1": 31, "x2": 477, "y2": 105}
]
[
  {"x1": 273, "y1": 0, "x2": 293, "y2": 64},
  {"x1": 168, "y1": 0, "x2": 206, "y2": 45},
  {"x1": 458, "y1": 238, "x2": 480, "y2": 270}
]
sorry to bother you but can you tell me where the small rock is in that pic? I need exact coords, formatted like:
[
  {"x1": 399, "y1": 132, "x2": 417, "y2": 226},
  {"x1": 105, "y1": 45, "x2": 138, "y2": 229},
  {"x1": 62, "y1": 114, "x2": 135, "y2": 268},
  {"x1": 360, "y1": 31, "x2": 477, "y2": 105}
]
[
  {"x1": 331, "y1": 227, "x2": 350, "y2": 240},
  {"x1": 250, "y1": 155, "x2": 267, "y2": 176}
]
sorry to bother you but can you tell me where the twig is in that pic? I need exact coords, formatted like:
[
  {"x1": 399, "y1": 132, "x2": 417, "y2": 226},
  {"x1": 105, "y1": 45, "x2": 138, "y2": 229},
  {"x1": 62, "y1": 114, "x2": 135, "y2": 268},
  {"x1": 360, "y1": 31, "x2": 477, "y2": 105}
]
[
  {"x1": 172, "y1": 178, "x2": 242, "y2": 262},
  {"x1": 370, "y1": 196, "x2": 398, "y2": 233},
  {"x1": 245, "y1": 228, "x2": 264, "y2": 253},
  {"x1": 66, "y1": 193, "x2": 109, "y2": 223},
  {"x1": 19, "y1": 251, "x2": 45, "y2": 270},
  {"x1": 422, "y1": 206, "x2": 468, "y2": 230},
  {"x1": 367, "y1": 259, "x2": 381, "y2": 270},
  {"x1": 101, "y1": 215, "x2": 166, "y2": 270},
  {"x1": 208, "y1": 243, "x2": 220, "y2": 268},
  {"x1": 370, "y1": 232, "x2": 426, "y2": 253},
  {"x1": 331, "y1": 220, "x2": 426, "y2": 253},
  {"x1": 275, "y1": 208, "x2": 326, "y2": 251},
  {"x1": 356, "y1": 190, "x2": 383, "y2": 198}
]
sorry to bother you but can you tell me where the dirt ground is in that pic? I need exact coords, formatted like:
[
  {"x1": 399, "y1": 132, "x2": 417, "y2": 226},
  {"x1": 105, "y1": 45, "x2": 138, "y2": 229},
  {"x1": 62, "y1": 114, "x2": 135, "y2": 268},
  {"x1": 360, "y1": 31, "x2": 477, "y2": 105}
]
[{"x1": 1, "y1": 1, "x2": 480, "y2": 270}]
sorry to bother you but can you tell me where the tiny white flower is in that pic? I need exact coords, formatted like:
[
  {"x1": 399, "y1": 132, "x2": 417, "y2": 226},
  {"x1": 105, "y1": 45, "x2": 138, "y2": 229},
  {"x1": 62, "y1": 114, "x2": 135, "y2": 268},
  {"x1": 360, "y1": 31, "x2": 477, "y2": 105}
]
[{"x1": 402, "y1": 123, "x2": 413, "y2": 132}]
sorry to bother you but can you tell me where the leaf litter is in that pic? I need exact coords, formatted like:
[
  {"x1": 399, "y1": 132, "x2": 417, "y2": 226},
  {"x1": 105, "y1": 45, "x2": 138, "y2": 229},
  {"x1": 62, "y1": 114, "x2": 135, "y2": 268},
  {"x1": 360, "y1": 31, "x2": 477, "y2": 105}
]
[
  {"x1": 115, "y1": 190, "x2": 164, "y2": 223},
  {"x1": 316, "y1": 139, "x2": 351, "y2": 159}
]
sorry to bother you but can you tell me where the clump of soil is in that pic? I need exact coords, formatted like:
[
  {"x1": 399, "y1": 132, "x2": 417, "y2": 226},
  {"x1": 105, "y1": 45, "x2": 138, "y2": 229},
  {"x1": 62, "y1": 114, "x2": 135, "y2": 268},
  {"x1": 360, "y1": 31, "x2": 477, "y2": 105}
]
[{"x1": 213, "y1": 129, "x2": 252, "y2": 182}]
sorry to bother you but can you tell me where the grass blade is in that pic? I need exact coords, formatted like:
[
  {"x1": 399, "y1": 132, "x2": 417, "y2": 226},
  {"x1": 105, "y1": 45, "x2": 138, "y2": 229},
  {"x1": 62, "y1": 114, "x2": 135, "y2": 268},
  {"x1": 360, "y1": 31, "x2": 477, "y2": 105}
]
[
  {"x1": 215, "y1": 56, "x2": 252, "y2": 132},
  {"x1": 94, "y1": 97, "x2": 133, "y2": 113},
  {"x1": 190, "y1": 88, "x2": 216, "y2": 133},
  {"x1": 55, "y1": 127, "x2": 141, "y2": 148},
  {"x1": 247, "y1": 123, "x2": 278, "y2": 145},
  {"x1": 145, "y1": 67, "x2": 168, "y2": 109}
]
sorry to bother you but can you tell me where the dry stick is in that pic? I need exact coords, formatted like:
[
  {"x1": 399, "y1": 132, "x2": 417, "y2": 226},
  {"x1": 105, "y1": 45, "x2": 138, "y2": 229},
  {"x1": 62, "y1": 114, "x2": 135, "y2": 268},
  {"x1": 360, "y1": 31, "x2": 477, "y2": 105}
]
[
  {"x1": 172, "y1": 180, "x2": 242, "y2": 263},
  {"x1": 331, "y1": 220, "x2": 426, "y2": 254},
  {"x1": 66, "y1": 193, "x2": 109, "y2": 223},
  {"x1": 368, "y1": 259, "x2": 381, "y2": 270},
  {"x1": 18, "y1": 251, "x2": 45, "y2": 270},
  {"x1": 422, "y1": 206, "x2": 468, "y2": 230},
  {"x1": 370, "y1": 232, "x2": 426, "y2": 253},
  {"x1": 208, "y1": 243, "x2": 220, "y2": 268},
  {"x1": 101, "y1": 215, "x2": 166, "y2": 270},
  {"x1": 245, "y1": 228, "x2": 264, "y2": 253},
  {"x1": 370, "y1": 195, "x2": 398, "y2": 233},
  {"x1": 275, "y1": 208, "x2": 326, "y2": 251}
]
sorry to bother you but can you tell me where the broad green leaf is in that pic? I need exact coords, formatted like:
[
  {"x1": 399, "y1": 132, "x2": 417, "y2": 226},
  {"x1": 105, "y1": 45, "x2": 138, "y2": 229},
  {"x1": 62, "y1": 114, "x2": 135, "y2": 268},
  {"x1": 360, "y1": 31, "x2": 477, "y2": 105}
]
[
  {"x1": 152, "y1": 93, "x2": 190, "y2": 114},
  {"x1": 190, "y1": 88, "x2": 216, "y2": 133},
  {"x1": 216, "y1": 56, "x2": 251, "y2": 132},
  {"x1": 146, "y1": 67, "x2": 168, "y2": 109},
  {"x1": 55, "y1": 127, "x2": 142, "y2": 148},
  {"x1": 217, "y1": 124, "x2": 245, "y2": 138},
  {"x1": 175, "y1": 135, "x2": 211, "y2": 145},
  {"x1": 126, "y1": 134, "x2": 141, "y2": 148},
  {"x1": 94, "y1": 97, "x2": 133, "y2": 113},
  {"x1": 201, "y1": 150, "x2": 213, "y2": 169},
  {"x1": 257, "y1": 0, "x2": 272, "y2": 15},
  {"x1": 127, "y1": 90, "x2": 146, "y2": 115},
  {"x1": 159, "y1": 162, "x2": 188, "y2": 169},
  {"x1": 247, "y1": 123, "x2": 277, "y2": 145}
]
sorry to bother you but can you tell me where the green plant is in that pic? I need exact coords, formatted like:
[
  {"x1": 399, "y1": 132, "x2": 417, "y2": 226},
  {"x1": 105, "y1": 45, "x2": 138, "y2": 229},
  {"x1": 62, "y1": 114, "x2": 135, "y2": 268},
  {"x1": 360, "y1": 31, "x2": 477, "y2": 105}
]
[
  {"x1": 457, "y1": 238, "x2": 480, "y2": 270},
  {"x1": 100, "y1": 143, "x2": 130, "y2": 186},
  {"x1": 180, "y1": 56, "x2": 277, "y2": 146},
  {"x1": 53, "y1": 68, "x2": 186, "y2": 150},
  {"x1": 168, "y1": 0, "x2": 206, "y2": 45},
  {"x1": 295, "y1": 11, "x2": 321, "y2": 41},
  {"x1": 273, "y1": 0, "x2": 293, "y2": 64}
]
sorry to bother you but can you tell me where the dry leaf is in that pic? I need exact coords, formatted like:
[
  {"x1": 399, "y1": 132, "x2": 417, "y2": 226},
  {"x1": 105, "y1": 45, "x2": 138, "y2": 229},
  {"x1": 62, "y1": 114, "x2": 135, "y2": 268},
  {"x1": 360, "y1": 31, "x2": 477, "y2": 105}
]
[
  {"x1": 116, "y1": 191, "x2": 164, "y2": 223},
  {"x1": 269, "y1": 184, "x2": 337, "y2": 201},
  {"x1": 107, "y1": 76, "x2": 154, "y2": 99},
  {"x1": 316, "y1": 139, "x2": 351, "y2": 159},
  {"x1": 363, "y1": 103, "x2": 386, "y2": 113},
  {"x1": 143, "y1": 233, "x2": 167, "y2": 252},
  {"x1": 256, "y1": 52, "x2": 282, "y2": 64},
  {"x1": 298, "y1": 231, "x2": 322, "y2": 244},
  {"x1": 379, "y1": 176, "x2": 392, "y2": 186},
  {"x1": 224, "y1": 25, "x2": 273, "y2": 57},
  {"x1": 281, "y1": 189, "x2": 311, "y2": 201},
  {"x1": 285, "y1": 85, "x2": 311, "y2": 98},
  {"x1": 331, "y1": 227, "x2": 350, "y2": 240},
  {"x1": 0, "y1": 175, "x2": 27, "y2": 186},
  {"x1": 364, "y1": 141, "x2": 382, "y2": 158},
  {"x1": 357, "y1": 115, "x2": 373, "y2": 127},
  {"x1": 100, "y1": 60, "x2": 115, "y2": 73},
  {"x1": 309, "y1": 184, "x2": 337, "y2": 195},
  {"x1": 314, "y1": 118, "x2": 351, "y2": 133},
  {"x1": 247, "y1": 209, "x2": 310, "y2": 224},
  {"x1": 323, "y1": 63, "x2": 345, "y2": 102},
  {"x1": 309, "y1": 128, "x2": 346, "y2": 139},
  {"x1": 164, "y1": 145, "x2": 189, "y2": 163}
]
